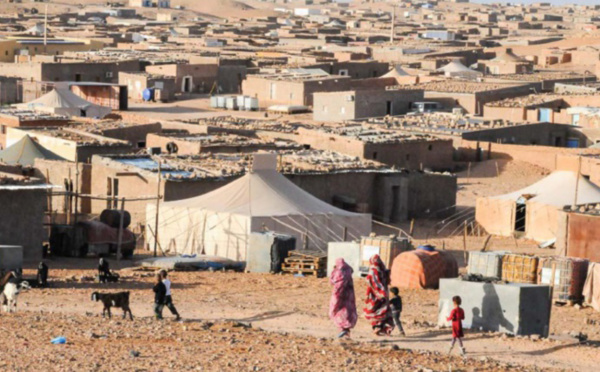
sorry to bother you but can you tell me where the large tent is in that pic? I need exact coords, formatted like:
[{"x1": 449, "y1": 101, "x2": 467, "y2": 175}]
[
  {"x1": 476, "y1": 171, "x2": 600, "y2": 242},
  {"x1": 0, "y1": 135, "x2": 64, "y2": 166},
  {"x1": 146, "y1": 154, "x2": 372, "y2": 261},
  {"x1": 16, "y1": 89, "x2": 111, "y2": 118}
]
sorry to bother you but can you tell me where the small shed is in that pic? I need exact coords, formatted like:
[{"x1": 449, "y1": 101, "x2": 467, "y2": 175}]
[{"x1": 476, "y1": 171, "x2": 600, "y2": 242}]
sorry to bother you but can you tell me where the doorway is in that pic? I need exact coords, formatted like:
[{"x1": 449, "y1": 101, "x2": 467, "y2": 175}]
[
  {"x1": 386, "y1": 101, "x2": 392, "y2": 115},
  {"x1": 514, "y1": 201, "x2": 526, "y2": 232},
  {"x1": 182, "y1": 76, "x2": 192, "y2": 93},
  {"x1": 390, "y1": 186, "x2": 400, "y2": 222}
]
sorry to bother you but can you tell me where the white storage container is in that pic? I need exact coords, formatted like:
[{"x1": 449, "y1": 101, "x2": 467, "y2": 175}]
[
  {"x1": 244, "y1": 97, "x2": 259, "y2": 111},
  {"x1": 210, "y1": 96, "x2": 219, "y2": 108},
  {"x1": 216, "y1": 96, "x2": 226, "y2": 108},
  {"x1": 225, "y1": 96, "x2": 238, "y2": 110},
  {"x1": 468, "y1": 251, "x2": 507, "y2": 279}
]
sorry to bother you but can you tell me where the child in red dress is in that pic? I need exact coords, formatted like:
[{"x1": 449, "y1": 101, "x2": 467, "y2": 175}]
[{"x1": 447, "y1": 295, "x2": 466, "y2": 356}]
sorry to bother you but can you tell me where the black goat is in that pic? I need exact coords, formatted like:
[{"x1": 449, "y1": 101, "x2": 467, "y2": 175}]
[{"x1": 91, "y1": 291, "x2": 133, "y2": 320}]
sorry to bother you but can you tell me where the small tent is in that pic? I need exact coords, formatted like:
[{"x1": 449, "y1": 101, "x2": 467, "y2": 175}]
[
  {"x1": 382, "y1": 65, "x2": 410, "y2": 78},
  {"x1": 476, "y1": 171, "x2": 600, "y2": 242},
  {"x1": 16, "y1": 89, "x2": 111, "y2": 118},
  {"x1": 0, "y1": 135, "x2": 64, "y2": 166},
  {"x1": 437, "y1": 60, "x2": 482, "y2": 79},
  {"x1": 146, "y1": 154, "x2": 372, "y2": 261}
]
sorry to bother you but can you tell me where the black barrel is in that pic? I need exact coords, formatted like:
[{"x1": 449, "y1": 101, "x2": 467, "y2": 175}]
[{"x1": 100, "y1": 209, "x2": 131, "y2": 229}]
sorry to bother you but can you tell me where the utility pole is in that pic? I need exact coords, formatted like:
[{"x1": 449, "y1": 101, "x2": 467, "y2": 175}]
[
  {"x1": 43, "y1": 4, "x2": 48, "y2": 53},
  {"x1": 116, "y1": 197, "x2": 125, "y2": 261},
  {"x1": 153, "y1": 160, "x2": 162, "y2": 257},
  {"x1": 390, "y1": 5, "x2": 396, "y2": 43}
]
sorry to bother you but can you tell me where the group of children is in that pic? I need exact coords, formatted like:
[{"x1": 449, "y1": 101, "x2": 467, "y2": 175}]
[
  {"x1": 152, "y1": 270, "x2": 181, "y2": 321},
  {"x1": 390, "y1": 288, "x2": 465, "y2": 356}
]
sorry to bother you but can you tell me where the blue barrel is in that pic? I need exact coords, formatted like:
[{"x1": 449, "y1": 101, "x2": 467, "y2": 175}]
[{"x1": 142, "y1": 88, "x2": 155, "y2": 102}]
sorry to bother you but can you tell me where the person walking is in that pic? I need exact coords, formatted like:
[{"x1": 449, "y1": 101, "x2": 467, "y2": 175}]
[
  {"x1": 329, "y1": 258, "x2": 358, "y2": 338},
  {"x1": 37, "y1": 261, "x2": 49, "y2": 288},
  {"x1": 160, "y1": 270, "x2": 181, "y2": 321},
  {"x1": 447, "y1": 295, "x2": 466, "y2": 356},
  {"x1": 363, "y1": 254, "x2": 394, "y2": 336},
  {"x1": 390, "y1": 287, "x2": 406, "y2": 336},
  {"x1": 152, "y1": 273, "x2": 166, "y2": 320}
]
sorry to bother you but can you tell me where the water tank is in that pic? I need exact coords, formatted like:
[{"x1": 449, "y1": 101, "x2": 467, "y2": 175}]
[
  {"x1": 216, "y1": 96, "x2": 226, "y2": 108},
  {"x1": 142, "y1": 88, "x2": 155, "y2": 102},
  {"x1": 236, "y1": 95, "x2": 246, "y2": 108},
  {"x1": 210, "y1": 96, "x2": 219, "y2": 108},
  {"x1": 225, "y1": 96, "x2": 238, "y2": 110},
  {"x1": 244, "y1": 97, "x2": 259, "y2": 111}
]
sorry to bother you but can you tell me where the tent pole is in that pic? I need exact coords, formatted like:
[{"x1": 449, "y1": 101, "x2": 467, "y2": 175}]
[
  {"x1": 574, "y1": 155, "x2": 582, "y2": 206},
  {"x1": 153, "y1": 160, "x2": 161, "y2": 258}
]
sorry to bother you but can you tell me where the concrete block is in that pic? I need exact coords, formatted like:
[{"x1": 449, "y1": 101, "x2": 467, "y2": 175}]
[
  {"x1": 0, "y1": 245, "x2": 23, "y2": 272},
  {"x1": 438, "y1": 278, "x2": 552, "y2": 337},
  {"x1": 327, "y1": 242, "x2": 361, "y2": 278}
]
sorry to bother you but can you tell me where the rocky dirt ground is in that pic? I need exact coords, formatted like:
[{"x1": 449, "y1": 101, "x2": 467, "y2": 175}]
[
  {"x1": 5, "y1": 239, "x2": 599, "y2": 372},
  {"x1": 3, "y1": 158, "x2": 597, "y2": 371}
]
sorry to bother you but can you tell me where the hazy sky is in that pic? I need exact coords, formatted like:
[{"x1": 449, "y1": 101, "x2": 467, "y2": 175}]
[{"x1": 472, "y1": 0, "x2": 599, "y2": 4}]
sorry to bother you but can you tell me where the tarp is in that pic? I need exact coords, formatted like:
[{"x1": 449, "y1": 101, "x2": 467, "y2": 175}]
[
  {"x1": 0, "y1": 135, "x2": 65, "y2": 166},
  {"x1": 390, "y1": 250, "x2": 456, "y2": 289},
  {"x1": 583, "y1": 262, "x2": 600, "y2": 312},
  {"x1": 16, "y1": 89, "x2": 111, "y2": 118},
  {"x1": 476, "y1": 171, "x2": 600, "y2": 241},
  {"x1": 146, "y1": 159, "x2": 371, "y2": 261}
]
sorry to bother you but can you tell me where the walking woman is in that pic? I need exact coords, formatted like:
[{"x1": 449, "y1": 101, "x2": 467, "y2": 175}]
[
  {"x1": 329, "y1": 258, "x2": 357, "y2": 338},
  {"x1": 363, "y1": 254, "x2": 394, "y2": 336}
]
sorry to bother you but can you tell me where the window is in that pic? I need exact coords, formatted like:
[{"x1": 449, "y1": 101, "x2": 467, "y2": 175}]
[
  {"x1": 323, "y1": 106, "x2": 328, "y2": 113},
  {"x1": 406, "y1": 154, "x2": 410, "y2": 161},
  {"x1": 428, "y1": 145, "x2": 433, "y2": 151},
  {"x1": 340, "y1": 107, "x2": 345, "y2": 114},
  {"x1": 137, "y1": 141, "x2": 146, "y2": 148},
  {"x1": 4, "y1": 51, "x2": 7, "y2": 56},
  {"x1": 373, "y1": 152, "x2": 378, "y2": 159}
]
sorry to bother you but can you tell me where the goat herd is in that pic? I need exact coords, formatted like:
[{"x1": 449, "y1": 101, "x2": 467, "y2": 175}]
[{"x1": 0, "y1": 260, "x2": 135, "y2": 320}]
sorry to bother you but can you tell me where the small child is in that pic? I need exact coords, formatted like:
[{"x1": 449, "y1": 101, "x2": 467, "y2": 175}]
[
  {"x1": 389, "y1": 287, "x2": 406, "y2": 336},
  {"x1": 152, "y1": 273, "x2": 166, "y2": 320},
  {"x1": 160, "y1": 270, "x2": 182, "y2": 321},
  {"x1": 447, "y1": 295, "x2": 466, "y2": 356}
]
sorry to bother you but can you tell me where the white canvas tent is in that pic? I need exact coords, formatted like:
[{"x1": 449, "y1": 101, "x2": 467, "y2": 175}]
[
  {"x1": 437, "y1": 60, "x2": 482, "y2": 79},
  {"x1": 146, "y1": 154, "x2": 371, "y2": 261},
  {"x1": 16, "y1": 89, "x2": 111, "y2": 118},
  {"x1": 476, "y1": 171, "x2": 600, "y2": 241},
  {"x1": 382, "y1": 65, "x2": 410, "y2": 78}
]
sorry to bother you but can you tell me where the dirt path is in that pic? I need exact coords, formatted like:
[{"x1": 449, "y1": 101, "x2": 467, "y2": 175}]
[{"x1": 15, "y1": 262, "x2": 600, "y2": 372}]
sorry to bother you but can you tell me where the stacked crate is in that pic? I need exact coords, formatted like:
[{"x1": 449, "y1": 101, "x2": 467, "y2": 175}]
[
  {"x1": 501, "y1": 254, "x2": 539, "y2": 284},
  {"x1": 359, "y1": 235, "x2": 412, "y2": 275},
  {"x1": 537, "y1": 257, "x2": 589, "y2": 303},
  {"x1": 468, "y1": 251, "x2": 507, "y2": 280}
]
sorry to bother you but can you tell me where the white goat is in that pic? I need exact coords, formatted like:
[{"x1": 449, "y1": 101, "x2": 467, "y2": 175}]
[{"x1": 2, "y1": 281, "x2": 31, "y2": 313}]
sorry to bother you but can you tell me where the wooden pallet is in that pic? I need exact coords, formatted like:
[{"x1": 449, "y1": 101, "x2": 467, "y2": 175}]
[{"x1": 281, "y1": 251, "x2": 327, "y2": 277}]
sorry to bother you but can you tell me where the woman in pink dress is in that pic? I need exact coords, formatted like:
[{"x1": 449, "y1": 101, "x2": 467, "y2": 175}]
[{"x1": 329, "y1": 258, "x2": 358, "y2": 338}]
